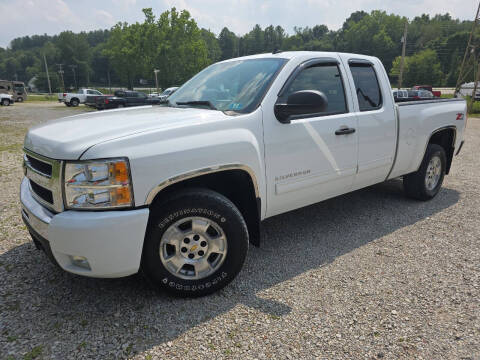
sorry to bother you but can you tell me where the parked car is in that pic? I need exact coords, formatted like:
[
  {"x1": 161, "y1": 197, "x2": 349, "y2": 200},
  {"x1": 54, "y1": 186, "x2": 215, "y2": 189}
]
[
  {"x1": 58, "y1": 89, "x2": 103, "y2": 107},
  {"x1": 21, "y1": 51, "x2": 466, "y2": 297},
  {"x1": 0, "y1": 93, "x2": 14, "y2": 106},
  {"x1": 0, "y1": 80, "x2": 27, "y2": 102},
  {"x1": 85, "y1": 92, "x2": 110, "y2": 107},
  {"x1": 474, "y1": 90, "x2": 480, "y2": 101},
  {"x1": 158, "y1": 87, "x2": 179, "y2": 101},
  {"x1": 407, "y1": 89, "x2": 435, "y2": 100},
  {"x1": 392, "y1": 89, "x2": 408, "y2": 101},
  {"x1": 95, "y1": 90, "x2": 161, "y2": 109},
  {"x1": 412, "y1": 85, "x2": 441, "y2": 97}
]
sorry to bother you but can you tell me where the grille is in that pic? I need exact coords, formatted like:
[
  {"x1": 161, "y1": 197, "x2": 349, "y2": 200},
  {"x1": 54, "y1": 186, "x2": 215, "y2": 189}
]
[
  {"x1": 24, "y1": 150, "x2": 63, "y2": 212},
  {"x1": 29, "y1": 180, "x2": 54, "y2": 204},
  {"x1": 26, "y1": 155, "x2": 52, "y2": 176}
]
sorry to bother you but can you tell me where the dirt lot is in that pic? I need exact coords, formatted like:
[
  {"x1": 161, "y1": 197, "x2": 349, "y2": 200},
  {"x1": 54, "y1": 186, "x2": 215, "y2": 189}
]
[{"x1": 0, "y1": 102, "x2": 479, "y2": 359}]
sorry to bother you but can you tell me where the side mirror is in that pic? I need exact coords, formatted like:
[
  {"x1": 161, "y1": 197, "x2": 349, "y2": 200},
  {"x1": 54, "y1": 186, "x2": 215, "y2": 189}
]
[{"x1": 274, "y1": 90, "x2": 328, "y2": 124}]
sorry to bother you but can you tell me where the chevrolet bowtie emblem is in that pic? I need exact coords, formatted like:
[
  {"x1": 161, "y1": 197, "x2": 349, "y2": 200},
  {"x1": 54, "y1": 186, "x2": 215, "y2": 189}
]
[{"x1": 190, "y1": 245, "x2": 198, "y2": 252}]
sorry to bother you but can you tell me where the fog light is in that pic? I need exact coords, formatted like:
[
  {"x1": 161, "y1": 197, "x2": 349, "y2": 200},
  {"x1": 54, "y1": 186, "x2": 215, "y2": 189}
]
[{"x1": 70, "y1": 255, "x2": 91, "y2": 270}]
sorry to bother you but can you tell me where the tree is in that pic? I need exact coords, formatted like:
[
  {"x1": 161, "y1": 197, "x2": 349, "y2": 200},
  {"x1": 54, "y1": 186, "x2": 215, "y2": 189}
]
[
  {"x1": 200, "y1": 29, "x2": 221, "y2": 63},
  {"x1": 0, "y1": 8, "x2": 474, "y2": 90},
  {"x1": 390, "y1": 49, "x2": 444, "y2": 86},
  {"x1": 218, "y1": 27, "x2": 238, "y2": 59}
]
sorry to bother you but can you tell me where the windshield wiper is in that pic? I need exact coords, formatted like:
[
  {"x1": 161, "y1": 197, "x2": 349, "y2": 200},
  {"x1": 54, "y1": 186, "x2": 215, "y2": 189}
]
[{"x1": 175, "y1": 100, "x2": 217, "y2": 110}]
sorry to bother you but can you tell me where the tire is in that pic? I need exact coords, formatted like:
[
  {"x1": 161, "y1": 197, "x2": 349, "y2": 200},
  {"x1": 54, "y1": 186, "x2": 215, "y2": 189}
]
[
  {"x1": 142, "y1": 188, "x2": 249, "y2": 297},
  {"x1": 403, "y1": 144, "x2": 446, "y2": 200},
  {"x1": 70, "y1": 98, "x2": 79, "y2": 107},
  {"x1": 117, "y1": 104, "x2": 124, "y2": 108},
  {"x1": 65, "y1": 102, "x2": 72, "y2": 107},
  {"x1": 1, "y1": 99, "x2": 9, "y2": 106},
  {"x1": 16, "y1": 97, "x2": 23, "y2": 103}
]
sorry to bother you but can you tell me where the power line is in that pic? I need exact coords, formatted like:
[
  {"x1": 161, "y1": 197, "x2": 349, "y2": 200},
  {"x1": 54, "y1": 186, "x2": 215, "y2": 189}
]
[{"x1": 455, "y1": 0, "x2": 480, "y2": 106}]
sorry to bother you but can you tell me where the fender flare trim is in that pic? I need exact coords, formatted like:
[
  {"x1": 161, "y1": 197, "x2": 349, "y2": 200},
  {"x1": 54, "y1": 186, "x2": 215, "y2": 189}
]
[{"x1": 145, "y1": 164, "x2": 260, "y2": 205}]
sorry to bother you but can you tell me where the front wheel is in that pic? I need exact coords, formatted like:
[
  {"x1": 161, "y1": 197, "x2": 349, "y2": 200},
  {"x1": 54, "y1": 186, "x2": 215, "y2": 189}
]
[
  {"x1": 403, "y1": 144, "x2": 446, "y2": 200},
  {"x1": 142, "y1": 188, "x2": 249, "y2": 297},
  {"x1": 1, "y1": 99, "x2": 9, "y2": 106}
]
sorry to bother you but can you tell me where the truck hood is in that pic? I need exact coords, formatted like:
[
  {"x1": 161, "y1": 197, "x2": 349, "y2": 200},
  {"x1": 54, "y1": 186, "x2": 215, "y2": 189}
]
[{"x1": 24, "y1": 106, "x2": 227, "y2": 159}]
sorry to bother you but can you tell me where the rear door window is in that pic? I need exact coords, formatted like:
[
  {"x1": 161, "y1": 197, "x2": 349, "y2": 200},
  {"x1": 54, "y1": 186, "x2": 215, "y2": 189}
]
[{"x1": 349, "y1": 63, "x2": 382, "y2": 111}]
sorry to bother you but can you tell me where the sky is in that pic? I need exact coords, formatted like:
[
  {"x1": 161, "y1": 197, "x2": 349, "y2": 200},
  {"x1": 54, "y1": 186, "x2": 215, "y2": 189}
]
[{"x1": 0, "y1": 0, "x2": 477, "y2": 48}]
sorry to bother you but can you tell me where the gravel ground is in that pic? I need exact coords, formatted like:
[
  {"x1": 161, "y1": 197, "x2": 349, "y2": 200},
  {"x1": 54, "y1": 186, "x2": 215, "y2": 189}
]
[{"x1": 0, "y1": 102, "x2": 479, "y2": 359}]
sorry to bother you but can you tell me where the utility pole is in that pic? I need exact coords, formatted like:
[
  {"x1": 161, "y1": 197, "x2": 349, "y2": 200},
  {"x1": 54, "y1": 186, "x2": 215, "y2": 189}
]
[
  {"x1": 107, "y1": 70, "x2": 112, "y2": 93},
  {"x1": 454, "y1": 1, "x2": 480, "y2": 97},
  {"x1": 398, "y1": 21, "x2": 408, "y2": 90},
  {"x1": 154, "y1": 69, "x2": 159, "y2": 94},
  {"x1": 56, "y1": 64, "x2": 65, "y2": 92},
  {"x1": 43, "y1": 53, "x2": 52, "y2": 94},
  {"x1": 470, "y1": 62, "x2": 480, "y2": 112},
  {"x1": 69, "y1": 65, "x2": 78, "y2": 90}
]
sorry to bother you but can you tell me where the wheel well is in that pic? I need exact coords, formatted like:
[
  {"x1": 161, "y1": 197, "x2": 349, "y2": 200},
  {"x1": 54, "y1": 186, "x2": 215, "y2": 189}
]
[
  {"x1": 149, "y1": 169, "x2": 261, "y2": 246},
  {"x1": 71, "y1": 97, "x2": 79, "y2": 102},
  {"x1": 428, "y1": 128, "x2": 455, "y2": 174}
]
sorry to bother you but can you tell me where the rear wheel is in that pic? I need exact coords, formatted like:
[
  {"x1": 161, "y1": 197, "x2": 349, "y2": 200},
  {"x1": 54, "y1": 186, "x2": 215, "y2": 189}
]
[
  {"x1": 16, "y1": 97, "x2": 23, "y2": 103},
  {"x1": 403, "y1": 144, "x2": 446, "y2": 200},
  {"x1": 70, "y1": 98, "x2": 79, "y2": 107},
  {"x1": 142, "y1": 188, "x2": 249, "y2": 297}
]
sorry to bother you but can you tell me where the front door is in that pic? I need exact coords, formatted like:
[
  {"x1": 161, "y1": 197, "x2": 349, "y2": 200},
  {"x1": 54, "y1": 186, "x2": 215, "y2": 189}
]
[{"x1": 263, "y1": 58, "x2": 359, "y2": 217}]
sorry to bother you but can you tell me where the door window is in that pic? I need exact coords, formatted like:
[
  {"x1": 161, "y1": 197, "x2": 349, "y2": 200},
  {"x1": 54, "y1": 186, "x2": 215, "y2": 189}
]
[
  {"x1": 283, "y1": 63, "x2": 348, "y2": 116},
  {"x1": 349, "y1": 63, "x2": 382, "y2": 111}
]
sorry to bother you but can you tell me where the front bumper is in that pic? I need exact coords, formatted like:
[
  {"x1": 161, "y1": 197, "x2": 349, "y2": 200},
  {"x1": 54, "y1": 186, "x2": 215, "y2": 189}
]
[{"x1": 20, "y1": 177, "x2": 150, "y2": 278}]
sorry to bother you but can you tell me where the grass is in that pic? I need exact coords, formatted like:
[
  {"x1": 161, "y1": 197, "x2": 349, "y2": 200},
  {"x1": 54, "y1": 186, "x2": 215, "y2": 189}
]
[
  {"x1": 440, "y1": 94, "x2": 454, "y2": 99},
  {"x1": 466, "y1": 96, "x2": 480, "y2": 114},
  {"x1": 26, "y1": 94, "x2": 57, "y2": 102},
  {"x1": 23, "y1": 345, "x2": 43, "y2": 360},
  {"x1": 0, "y1": 143, "x2": 22, "y2": 153},
  {"x1": 440, "y1": 94, "x2": 480, "y2": 115}
]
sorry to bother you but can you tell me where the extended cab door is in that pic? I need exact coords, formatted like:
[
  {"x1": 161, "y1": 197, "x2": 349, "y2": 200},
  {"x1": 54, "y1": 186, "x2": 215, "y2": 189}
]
[
  {"x1": 339, "y1": 56, "x2": 397, "y2": 190},
  {"x1": 263, "y1": 57, "x2": 359, "y2": 217}
]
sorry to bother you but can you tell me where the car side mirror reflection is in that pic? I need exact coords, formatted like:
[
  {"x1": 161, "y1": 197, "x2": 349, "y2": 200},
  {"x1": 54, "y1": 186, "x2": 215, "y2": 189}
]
[{"x1": 274, "y1": 90, "x2": 328, "y2": 124}]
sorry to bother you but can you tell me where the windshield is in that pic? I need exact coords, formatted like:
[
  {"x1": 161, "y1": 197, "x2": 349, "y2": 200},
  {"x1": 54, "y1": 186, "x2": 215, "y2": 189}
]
[{"x1": 168, "y1": 58, "x2": 287, "y2": 113}]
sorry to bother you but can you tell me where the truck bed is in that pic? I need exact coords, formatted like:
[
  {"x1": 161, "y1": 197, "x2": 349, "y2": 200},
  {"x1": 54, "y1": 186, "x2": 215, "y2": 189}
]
[{"x1": 388, "y1": 98, "x2": 466, "y2": 179}]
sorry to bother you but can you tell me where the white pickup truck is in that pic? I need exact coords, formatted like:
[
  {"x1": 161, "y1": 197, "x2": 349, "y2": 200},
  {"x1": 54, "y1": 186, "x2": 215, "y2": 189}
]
[
  {"x1": 58, "y1": 88, "x2": 103, "y2": 107},
  {"x1": 21, "y1": 52, "x2": 466, "y2": 297},
  {"x1": 1, "y1": 93, "x2": 14, "y2": 106}
]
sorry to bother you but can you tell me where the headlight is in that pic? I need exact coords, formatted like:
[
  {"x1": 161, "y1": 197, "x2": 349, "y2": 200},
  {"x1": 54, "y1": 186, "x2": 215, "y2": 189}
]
[{"x1": 63, "y1": 158, "x2": 133, "y2": 209}]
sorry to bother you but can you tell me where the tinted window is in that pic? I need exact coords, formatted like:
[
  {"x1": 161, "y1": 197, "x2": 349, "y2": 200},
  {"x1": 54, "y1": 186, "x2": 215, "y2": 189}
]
[
  {"x1": 283, "y1": 64, "x2": 347, "y2": 115},
  {"x1": 349, "y1": 64, "x2": 382, "y2": 111}
]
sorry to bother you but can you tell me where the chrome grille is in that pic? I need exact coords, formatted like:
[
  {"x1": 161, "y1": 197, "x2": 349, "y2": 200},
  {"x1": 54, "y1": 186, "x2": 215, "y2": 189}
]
[
  {"x1": 25, "y1": 154, "x2": 52, "y2": 177},
  {"x1": 23, "y1": 149, "x2": 63, "y2": 213}
]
